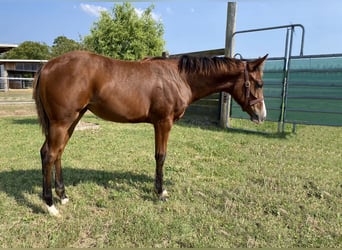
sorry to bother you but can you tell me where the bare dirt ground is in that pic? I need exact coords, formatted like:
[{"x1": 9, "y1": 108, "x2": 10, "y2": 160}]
[
  {"x1": 0, "y1": 89, "x2": 35, "y2": 117},
  {"x1": 0, "y1": 103, "x2": 36, "y2": 117}
]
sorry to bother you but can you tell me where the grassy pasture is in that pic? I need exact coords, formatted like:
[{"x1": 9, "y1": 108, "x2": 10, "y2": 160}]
[{"x1": 0, "y1": 91, "x2": 341, "y2": 247}]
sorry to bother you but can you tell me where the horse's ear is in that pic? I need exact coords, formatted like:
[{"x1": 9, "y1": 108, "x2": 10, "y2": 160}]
[{"x1": 247, "y1": 54, "x2": 268, "y2": 71}]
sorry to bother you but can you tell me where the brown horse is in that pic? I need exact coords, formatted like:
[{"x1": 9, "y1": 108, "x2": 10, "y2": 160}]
[{"x1": 33, "y1": 51, "x2": 267, "y2": 216}]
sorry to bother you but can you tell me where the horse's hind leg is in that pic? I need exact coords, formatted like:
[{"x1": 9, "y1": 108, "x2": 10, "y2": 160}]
[
  {"x1": 40, "y1": 139, "x2": 57, "y2": 214},
  {"x1": 54, "y1": 109, "x2": 87, "y2": 206},
  {"x1": 42, "y1": 123, "x2": 72, "y2": 216},
  {"x1": 55, "y1": 153, "x2": 68, "y2": 205},
  {"x1": 43, "y1": 110, "x2": 87, "y2": 216},
  {"x1": 41, "y1": 137, "x2": 59, "y2": 216}
]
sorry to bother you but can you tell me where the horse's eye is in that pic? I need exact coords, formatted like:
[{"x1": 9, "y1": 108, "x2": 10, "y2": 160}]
[{"x1": 255, "y1": 81, "x2": 263, "y2": 89}]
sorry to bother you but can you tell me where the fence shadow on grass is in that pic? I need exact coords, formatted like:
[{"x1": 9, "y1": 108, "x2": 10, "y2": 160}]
[
  {"x1": 0, "y1": 167, "x2": 157, "y2": 215},
  {"x1": 176, "y1": 119, "x2": 290, "y2": 139},
  {"x1": 11, "y1": 117, "x2": 38, "y2": 125},
  {"x1": 224, "y1": 127, "x2": 290, "y2": 139}
]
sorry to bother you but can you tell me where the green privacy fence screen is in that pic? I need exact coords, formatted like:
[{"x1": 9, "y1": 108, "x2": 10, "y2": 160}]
[{"x1": 231, "y1": 54, "x2": 342, "y2": 128}]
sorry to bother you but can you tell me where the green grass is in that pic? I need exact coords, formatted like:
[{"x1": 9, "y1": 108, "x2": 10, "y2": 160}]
[{"x1": 0, "y1": 114, "x2": 341, "y2": 247}]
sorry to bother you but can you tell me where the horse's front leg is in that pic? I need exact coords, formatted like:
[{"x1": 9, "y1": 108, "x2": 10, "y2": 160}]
[
  {"x1": 154, "y1": 119, "x2": 172, "y2": 200},
  {"x1": 155, "y1": 153, "x2": 168, "y2": 200}
]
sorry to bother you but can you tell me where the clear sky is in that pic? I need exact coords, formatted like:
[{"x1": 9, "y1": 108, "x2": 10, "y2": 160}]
[{"x1": 1, "y1": 0, "x2": 342, "y2": 58}]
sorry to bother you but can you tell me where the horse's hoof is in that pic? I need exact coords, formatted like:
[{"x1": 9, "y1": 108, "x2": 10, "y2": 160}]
[
  {"x1": 159, "y1": 190, "x2": 169, "y2": 201},
  {"x1": 46, "y1": 204, "x2": 61, "y2": 217},
  {"x1": 61, "y1": 197, "x2": 69, "y2": 205}
]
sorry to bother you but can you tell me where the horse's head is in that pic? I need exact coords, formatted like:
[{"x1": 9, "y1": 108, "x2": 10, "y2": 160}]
[{"x1": 232, "y1": 55, "x2": 268, "y2": 124}]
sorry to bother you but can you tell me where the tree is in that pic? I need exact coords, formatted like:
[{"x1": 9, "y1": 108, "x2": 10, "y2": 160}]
[
  {"x1": 51, "y1": 36, "x2": 82, "y2": 58},
  {"x1": 1, "y1": 41, "x2": 50, "y2": 59},
  {"x1": 83, "y1": 3, "x2": 165, "y2": 60}
]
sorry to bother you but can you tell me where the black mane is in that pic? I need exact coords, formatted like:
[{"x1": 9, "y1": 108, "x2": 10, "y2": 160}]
[{"x1": 178, "y1": 55, "x2": 241, "y2": 74}]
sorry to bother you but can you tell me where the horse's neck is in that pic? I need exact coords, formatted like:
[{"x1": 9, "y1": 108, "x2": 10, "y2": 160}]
[{"x1": 186, "y1": 72, "x2": 238, "y2": 103}]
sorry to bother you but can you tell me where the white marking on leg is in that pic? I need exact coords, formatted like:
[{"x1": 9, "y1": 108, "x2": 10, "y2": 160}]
[
  {"x1": 159, "y1": 190, "x2": 169, "y2": 200},
  {"x1": 61, "y1": 197, "x2": 69, "y2": 205},
  {"x1": 46, "y1": 204, "x2": 60, "y2": 217}
]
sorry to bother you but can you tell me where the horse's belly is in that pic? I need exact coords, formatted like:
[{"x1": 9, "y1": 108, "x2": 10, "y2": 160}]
[{"x1": 87, "y1": 102, "x2": 149, "y2": 123}]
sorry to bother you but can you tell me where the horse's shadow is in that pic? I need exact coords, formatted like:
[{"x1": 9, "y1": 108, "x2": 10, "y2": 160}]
[{"x1": 0, "y1": 167, "x2": 157, "y2": 214}]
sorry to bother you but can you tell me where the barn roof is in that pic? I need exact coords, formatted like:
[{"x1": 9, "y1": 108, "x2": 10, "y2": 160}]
[{"x1": 0, "y1": 44, "x2": 18, "y2": 54}]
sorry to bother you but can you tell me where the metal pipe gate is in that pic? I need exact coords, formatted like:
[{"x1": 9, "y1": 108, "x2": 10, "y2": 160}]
[
  {"x1": 230, "y1": 24, "x2": 342, "y2": 131},
  {"x1": 230, "y1": 24, "x2": 305, "y2": 132}
]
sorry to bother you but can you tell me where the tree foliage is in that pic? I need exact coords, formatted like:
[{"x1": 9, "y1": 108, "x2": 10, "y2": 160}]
[
  {"x1": 1, "y1": 37, "x2": 82, "y2": 60},
  {"x1": 1, "y1": 41, "x2": 50, "y2": 59},
  {"x1": 1, "y1": 3, "x2": 165, "y2": 60},
  {"x1": 83, "y1": 3, "x2": 165, "y2": 60},
  {"x1": 51, "y1": 36, "x2": 82, "y2": 58}
]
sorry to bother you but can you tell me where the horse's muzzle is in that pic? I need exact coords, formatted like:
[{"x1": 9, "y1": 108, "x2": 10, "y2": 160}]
[
  {"x1": 251, "y1": 100, "x2": 267, "y2": 124},
  {"x1": 251, "y1": 114, "x2": 266, "y2": 124}
]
